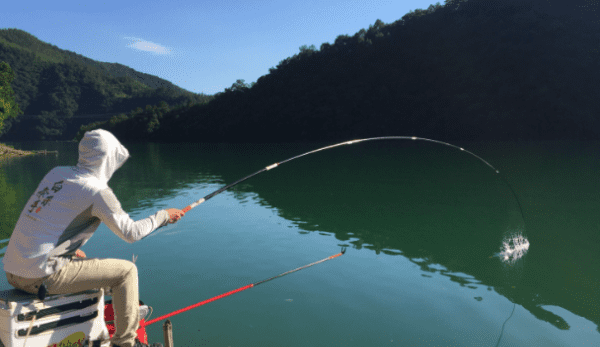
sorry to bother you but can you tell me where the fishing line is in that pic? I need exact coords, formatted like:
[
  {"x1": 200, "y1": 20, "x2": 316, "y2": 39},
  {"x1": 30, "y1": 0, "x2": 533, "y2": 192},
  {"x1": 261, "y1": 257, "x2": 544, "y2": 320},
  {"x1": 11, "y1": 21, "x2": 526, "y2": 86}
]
[
  {"x1": 180, "y1": 136, "x2": 527, "y2": 227},
  {"x1": 495, "y1": 302, "x2": 516, "y2": 347}
]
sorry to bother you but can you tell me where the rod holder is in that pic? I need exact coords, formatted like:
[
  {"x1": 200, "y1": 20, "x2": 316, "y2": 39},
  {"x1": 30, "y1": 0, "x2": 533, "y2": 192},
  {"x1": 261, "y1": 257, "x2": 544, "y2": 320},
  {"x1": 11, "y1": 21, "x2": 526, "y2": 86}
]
[{"x1": 163, "y1": 319, "x2": 174, "y2": 347}]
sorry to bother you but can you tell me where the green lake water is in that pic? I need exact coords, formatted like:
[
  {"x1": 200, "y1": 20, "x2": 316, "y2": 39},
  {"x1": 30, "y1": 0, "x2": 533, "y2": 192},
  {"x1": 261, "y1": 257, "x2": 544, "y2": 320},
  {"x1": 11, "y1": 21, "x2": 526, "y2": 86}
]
[{"x1": 0, "y1": 140, "x2": 598, "y2": 346}]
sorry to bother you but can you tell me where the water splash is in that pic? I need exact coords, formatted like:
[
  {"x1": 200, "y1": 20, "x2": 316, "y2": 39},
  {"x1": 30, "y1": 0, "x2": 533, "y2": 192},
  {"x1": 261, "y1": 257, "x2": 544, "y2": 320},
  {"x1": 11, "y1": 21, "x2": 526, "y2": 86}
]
[
  {"x1": 494, "y1": 233, "x2": 530, "y2": 265},
  {"x1": 491, "y1": 231, "x2": 529, "y2": 346}
]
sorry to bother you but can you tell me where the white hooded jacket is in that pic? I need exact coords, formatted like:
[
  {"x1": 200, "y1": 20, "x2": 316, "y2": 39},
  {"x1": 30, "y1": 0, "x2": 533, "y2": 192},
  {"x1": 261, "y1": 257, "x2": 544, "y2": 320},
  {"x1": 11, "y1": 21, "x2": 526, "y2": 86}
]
[{"x1": 3, "y1": 129, "x2": 170, "y2": 278}]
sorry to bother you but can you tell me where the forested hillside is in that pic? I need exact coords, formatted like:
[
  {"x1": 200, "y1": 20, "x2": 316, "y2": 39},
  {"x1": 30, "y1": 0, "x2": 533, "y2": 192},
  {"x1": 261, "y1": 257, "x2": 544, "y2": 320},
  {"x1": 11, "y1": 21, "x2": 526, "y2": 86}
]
[
  {"x1": 76, "y1": 0, "x2": 600, "y2": 143},
  {"x1": 0, "y1": 29, "x2": 213, "y2": 140}
]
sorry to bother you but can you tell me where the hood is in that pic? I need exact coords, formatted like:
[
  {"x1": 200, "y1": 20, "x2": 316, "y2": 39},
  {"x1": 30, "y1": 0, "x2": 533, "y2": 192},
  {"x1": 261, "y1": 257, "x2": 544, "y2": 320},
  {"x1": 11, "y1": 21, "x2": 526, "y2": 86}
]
[{"x1": 76, "y1": 129, "x2": 130, "y2": 183}]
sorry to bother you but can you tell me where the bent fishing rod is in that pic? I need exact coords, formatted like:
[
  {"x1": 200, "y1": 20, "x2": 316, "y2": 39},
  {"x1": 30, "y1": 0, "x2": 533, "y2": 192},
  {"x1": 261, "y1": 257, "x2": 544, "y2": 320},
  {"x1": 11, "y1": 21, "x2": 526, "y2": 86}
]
[
  {"x1": 142, "y1": 247, "x2": 346, "y2": 326},
  {"x1": 146, "y1": 137, "x2": 525, "y2": 325},
  {"x1": 180, "y1": 136, "x2": 525, "y2": 220}
]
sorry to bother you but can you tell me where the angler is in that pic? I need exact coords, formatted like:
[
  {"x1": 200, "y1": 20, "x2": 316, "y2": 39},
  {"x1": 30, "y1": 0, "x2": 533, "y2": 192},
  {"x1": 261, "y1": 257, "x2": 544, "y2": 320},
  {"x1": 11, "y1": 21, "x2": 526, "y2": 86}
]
[{"x1": 2, "y1": 129, "x2": 184, "y2": 347}]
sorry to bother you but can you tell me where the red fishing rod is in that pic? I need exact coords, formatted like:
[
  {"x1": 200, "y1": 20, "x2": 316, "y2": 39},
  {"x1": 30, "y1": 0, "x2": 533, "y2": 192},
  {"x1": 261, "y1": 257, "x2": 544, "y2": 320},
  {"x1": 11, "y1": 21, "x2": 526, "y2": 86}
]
[{"x1": 142, "y1": 247, "x2": 346, "y2": 326}]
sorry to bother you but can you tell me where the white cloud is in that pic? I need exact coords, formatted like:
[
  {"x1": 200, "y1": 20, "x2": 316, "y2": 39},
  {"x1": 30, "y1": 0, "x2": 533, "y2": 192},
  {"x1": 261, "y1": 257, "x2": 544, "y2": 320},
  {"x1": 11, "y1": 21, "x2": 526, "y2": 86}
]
[{"x1": 124, "y1": 37, "x2": 172, "y2": 55}]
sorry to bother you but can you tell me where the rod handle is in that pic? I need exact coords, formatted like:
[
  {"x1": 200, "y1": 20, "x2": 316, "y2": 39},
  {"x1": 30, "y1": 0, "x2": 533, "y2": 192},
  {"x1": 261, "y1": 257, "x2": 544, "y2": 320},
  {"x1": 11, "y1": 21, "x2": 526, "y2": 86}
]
[{"x1": 182, "y1": 198, "x2": 205, "y2": 213}]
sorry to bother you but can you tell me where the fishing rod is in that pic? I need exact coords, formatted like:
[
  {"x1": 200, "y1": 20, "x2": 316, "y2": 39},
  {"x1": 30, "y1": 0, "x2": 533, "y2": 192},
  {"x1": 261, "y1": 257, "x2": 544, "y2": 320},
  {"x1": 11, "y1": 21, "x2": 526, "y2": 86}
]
[
  {"x1": 149, "y1": 137, "x2": 525, "y2": 325},
  {"x1": 142, "y1": 247, "x2": 346, "y2": 326},
  {"x1": 180, "y1": 136, "x2": 526, "y2": 221}
]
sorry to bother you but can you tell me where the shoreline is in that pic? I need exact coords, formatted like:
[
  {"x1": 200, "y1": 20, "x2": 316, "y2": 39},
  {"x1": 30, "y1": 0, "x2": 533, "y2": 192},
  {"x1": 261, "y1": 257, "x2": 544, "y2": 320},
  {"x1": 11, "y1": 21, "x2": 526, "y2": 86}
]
[{"x1": 0, "y1": 143, "x2": 56, "y2": 160}]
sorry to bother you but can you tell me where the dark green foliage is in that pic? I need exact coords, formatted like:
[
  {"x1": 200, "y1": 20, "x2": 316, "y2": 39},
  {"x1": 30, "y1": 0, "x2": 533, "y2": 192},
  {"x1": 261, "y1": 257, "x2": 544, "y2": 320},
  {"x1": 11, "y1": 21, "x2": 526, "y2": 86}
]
[
  {"x1": 73, "y1": 100, "x2": 189, "y2": 142},
  {"x1": 0, "y1": 28, "x2": 213, "y2": 140},
  {"x1": 0, "y1": 61, "x2": 23, "y2": 132}
]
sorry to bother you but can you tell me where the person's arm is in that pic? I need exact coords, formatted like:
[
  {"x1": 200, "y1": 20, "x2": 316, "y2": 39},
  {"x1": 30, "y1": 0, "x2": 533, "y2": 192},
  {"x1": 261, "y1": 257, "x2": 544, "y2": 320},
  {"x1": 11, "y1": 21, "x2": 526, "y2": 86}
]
[{"x1": 92, "y1": 187, "x2": 184, "y2": 243}]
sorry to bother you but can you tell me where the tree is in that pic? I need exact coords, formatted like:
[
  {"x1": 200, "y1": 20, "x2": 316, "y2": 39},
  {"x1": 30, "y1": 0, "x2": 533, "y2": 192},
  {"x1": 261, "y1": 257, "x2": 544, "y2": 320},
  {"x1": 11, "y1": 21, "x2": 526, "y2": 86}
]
[
  {"x1": 225, "y1": 79, "x2": 250, "y2": 93},
  {"x1": 373, "y1": 19, "x2": 385, "y2": 30},
  {"x1": 355, "y1": 29, "x2": 367, "y2": 43},
  {"x1": 0, "y1": 61, "x2": 23, "y2": 132},
  {"x1": 299, "y1": 44, "x2": 317, "y2": 54}
]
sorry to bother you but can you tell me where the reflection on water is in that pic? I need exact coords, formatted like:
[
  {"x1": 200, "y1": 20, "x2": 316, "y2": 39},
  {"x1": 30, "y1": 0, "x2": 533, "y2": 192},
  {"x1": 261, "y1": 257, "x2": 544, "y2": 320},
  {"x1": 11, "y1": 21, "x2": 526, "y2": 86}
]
[{"x1": 0, "y1": 140, "x2": 598, "y2": 345}]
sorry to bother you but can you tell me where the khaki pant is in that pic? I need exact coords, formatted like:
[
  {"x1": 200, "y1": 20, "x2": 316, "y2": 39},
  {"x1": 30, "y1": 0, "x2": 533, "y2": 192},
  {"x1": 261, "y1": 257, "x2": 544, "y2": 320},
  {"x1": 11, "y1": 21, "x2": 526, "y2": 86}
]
[{"x1": 6, "y1": 258, "x2": 140, "y2": 347}]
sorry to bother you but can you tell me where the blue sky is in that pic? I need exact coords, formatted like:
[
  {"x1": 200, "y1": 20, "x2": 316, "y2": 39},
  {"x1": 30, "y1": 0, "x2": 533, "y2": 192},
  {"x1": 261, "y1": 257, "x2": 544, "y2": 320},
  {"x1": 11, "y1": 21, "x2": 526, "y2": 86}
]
[{"x1": 1, "y1": 0, "x2": 441, "y2": 95}]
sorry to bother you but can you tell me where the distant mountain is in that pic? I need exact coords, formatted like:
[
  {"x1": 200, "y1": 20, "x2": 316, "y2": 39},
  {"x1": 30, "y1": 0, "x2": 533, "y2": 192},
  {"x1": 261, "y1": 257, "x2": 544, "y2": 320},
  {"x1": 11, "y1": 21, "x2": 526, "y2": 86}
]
[
  {"x1": 76, "y1": 0, "x2": 600, "y2": 143},
  {"x1": 0, "y1": 28, "x2": 198, "y2": 98},
  {"x1": 0, "y1": 28, "x2": 213, "y2": 140}
]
